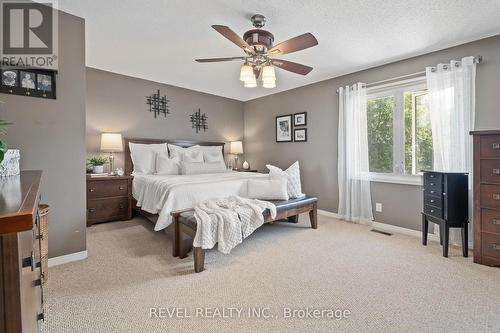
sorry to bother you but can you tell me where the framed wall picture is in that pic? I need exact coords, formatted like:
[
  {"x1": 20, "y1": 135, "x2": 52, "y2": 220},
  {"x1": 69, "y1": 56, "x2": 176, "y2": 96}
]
[
  {"x1": 276, "y1": 114, "x2": 293, "y2": 142},
  {"x1": 294, "y1": 128, "x2": 307, "y2": 142},
  {"x1": 1, "y1": 69, "x2": 18, "y2": 87},
  {"x1": 0, "y1": 66, "x2": 56, "y2": 99},
  {"x1": 294, "y1": 112, "x2": 307, "y2": 126}
]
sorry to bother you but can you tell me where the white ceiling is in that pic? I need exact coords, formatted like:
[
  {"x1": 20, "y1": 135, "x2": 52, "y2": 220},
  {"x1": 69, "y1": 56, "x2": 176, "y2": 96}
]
[{"x1": 58, "y1": 0, "x2": 500, "y2": 101}]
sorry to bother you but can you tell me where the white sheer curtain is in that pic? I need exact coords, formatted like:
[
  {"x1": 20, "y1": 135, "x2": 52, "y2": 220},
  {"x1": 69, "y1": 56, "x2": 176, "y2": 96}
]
[
  {"x1": 426, "y1": 56, "x2": 476, "y2": 245},
  {"x1": 337, "y1": 83, "x2": 373, "y2": 224}
]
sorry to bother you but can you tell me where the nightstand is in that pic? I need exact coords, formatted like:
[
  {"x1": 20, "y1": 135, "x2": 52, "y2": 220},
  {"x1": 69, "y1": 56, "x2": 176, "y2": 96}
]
[
  {"x1": 86, "y1": 175, "x2": 133, "y2": 226},
  {"x1": 233, "y1": 169, "x2": 258, "y2": 172}
]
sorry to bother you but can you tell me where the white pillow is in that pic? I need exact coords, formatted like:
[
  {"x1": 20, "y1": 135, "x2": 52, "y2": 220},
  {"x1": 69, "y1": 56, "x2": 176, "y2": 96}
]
[
  {"x1": 129, "y1": 142, "x2": 167, "y2": 174},
  {"x1": 247, "y1": 178, "x2": 289, "y2": 201},
  {"x1": 200, "y1": 146, "x2": 224, "y2": 163},
  {"x1": 266, "y1": 161, "x2": 305, "y2": 199},
  {"x1": 155, "y1": 152, "x2": 180, "y2": 175},
  {"x1": 168, "y1": 144, "x2": 203, "y2": 162},
  {"x1": 180, "y1": 162, "x2": 227, "y2": 175}
]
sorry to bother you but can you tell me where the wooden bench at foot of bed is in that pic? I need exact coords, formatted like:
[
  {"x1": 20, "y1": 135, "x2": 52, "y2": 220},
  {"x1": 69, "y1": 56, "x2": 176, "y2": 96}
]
[{"x1": 171, "y1": 196, "x2": 318, "y2": 273}]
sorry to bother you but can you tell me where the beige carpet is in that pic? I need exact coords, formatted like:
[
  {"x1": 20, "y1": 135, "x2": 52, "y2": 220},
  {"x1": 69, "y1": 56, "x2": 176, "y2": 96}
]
[{"x1": 42, "y1": 214, "x2": 500, "y2": 333}]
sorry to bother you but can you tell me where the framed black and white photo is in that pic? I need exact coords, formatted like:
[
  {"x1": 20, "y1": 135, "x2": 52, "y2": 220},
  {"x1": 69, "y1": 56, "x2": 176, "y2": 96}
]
[
  {"x1": 1, "y1": 70, "x2": 18, "y2": 87},
  {"x1": 20, "y1": 71, "x2": 36, "y2": 89},
  {"x1": 37, "y1": 74, "x2": 52, "y2": 92},
  {"x1": 0, "y1": 66, "x2": 57, "y2": 99},
  {"x1": 276, "y1": 114, "x2": 293, "y2": 142},
  {"x1": 294, "y1": 112, "x2": 307, "y2": 126},
  {"x1": 294, "y1": 128, "x2": 307, "y2": 142}
]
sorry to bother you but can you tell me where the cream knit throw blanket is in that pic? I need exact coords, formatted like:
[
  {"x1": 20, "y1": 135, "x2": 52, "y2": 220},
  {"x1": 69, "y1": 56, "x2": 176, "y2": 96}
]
[{"x1": 193, "y1": 196, "x2": 277, "y2": 254}]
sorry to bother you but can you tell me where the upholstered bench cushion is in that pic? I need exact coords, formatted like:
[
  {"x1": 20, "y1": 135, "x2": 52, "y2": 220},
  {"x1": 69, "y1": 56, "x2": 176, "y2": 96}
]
[{"x1": 177, "y1": 196, "x2": 318, "y2": 230}]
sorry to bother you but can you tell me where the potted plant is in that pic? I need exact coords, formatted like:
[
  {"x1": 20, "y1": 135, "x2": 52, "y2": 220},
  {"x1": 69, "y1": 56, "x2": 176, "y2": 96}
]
[
  {"x1": 0, "y1": 119, "x2": 12, "y2": 164},
  {"x1": 87, "y1": 156, "x2": 109, "y2": 174}
]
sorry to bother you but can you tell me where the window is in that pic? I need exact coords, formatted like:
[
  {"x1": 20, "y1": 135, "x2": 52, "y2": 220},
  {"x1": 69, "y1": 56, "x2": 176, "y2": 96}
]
[{"x1": 367, "y1": 79, "x2": 433, "y2": 184}]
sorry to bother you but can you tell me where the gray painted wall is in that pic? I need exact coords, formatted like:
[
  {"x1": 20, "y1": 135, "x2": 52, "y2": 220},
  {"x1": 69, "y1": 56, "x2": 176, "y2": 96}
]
[
  {"x1": 1, "y1": 12, "x2": 87, "y2": 257},
  {"x1": 86, "y1": 68, "x2": 244, "y2": 169},
  {"x1": 244, "y1": 35, "x2": 500, "y2": 231}
]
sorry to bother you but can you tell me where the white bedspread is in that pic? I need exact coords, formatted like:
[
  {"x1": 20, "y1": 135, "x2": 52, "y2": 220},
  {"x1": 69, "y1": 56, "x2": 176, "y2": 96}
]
[
  {"x1": 193, "y1": 196, "x2": 277, "y2": 254},
  {"x1": 133, "y1": 172, "x2": 268, "y2": 230}
]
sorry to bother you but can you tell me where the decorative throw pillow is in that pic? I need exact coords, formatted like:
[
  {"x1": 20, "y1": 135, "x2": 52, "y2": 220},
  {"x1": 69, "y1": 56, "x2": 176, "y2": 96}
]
[
  {"x1": 247, "y1": 178, "x2": 289, "y2": 201},
  {"x1": 266, "y1": 161, "x2": 305, "y2": 199},
  {"x1": 200, "y1": 146, "x2": 224, "y2": 163},
  {"x1": 129, "y1": 142, "x2": 167, "y2": 174},
  {"x1": 168, "y1": 144, "x2": 203, "y2": 162},
  {"x1": 180, "y1": 162, "x2": 227, "y2": 175},
  {"x1": 155, "y1": 152, "x2": 180, "y2": 175}
]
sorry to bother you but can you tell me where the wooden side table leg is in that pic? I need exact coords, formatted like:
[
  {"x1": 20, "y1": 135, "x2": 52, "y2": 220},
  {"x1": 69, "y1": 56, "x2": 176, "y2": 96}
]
[
  {"x1": 462, "y1": 224, "x2": 468, "y2": 257},
  {"x1": 172, "y1": 216, "x2": 179, "y2": 257},
  {"x1": 443, "y1": 224, "x2": 449, "y2": 258},
  {"x1": 193, "y1": 247, "x2": 205, "y2": 273},
  {"x1": 422, "y1": 214, "x2": 428, "y2": 246}
]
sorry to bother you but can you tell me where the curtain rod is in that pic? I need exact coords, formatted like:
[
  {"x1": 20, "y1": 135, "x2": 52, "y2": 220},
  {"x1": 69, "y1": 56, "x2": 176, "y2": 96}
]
[{"x1": 336, "y1": 55, "x2": 482, "y2": 93}]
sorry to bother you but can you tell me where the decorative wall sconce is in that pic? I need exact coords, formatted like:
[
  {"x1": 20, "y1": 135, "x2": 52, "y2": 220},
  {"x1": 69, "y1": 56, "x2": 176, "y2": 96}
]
[
  {"x1": 146, "y1": 89, "x2": 170, "y2": 118},
  {"x1": 190, "y1": 108, "x2": 208, "y2": 133}
]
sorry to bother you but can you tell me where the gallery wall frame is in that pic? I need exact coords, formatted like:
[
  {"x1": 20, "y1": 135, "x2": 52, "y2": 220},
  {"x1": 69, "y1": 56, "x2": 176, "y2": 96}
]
[
  {"x1": 0, "y1": 66, "x2": 57, "y2": 99},
  {"x1": 276, "y1": 114, "x2": 293, "y2": 142}
]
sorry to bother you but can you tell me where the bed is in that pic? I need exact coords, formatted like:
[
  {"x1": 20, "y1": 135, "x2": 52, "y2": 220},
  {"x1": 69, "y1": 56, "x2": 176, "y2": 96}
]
[{"x1": 124, "y1": 138, "x2": 267, "y2": 231}]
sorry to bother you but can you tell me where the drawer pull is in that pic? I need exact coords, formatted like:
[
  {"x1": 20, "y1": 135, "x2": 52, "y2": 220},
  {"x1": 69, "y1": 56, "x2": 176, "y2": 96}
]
[
  {"x1": 22, "y1": 252, "x2": 35, "y2": 271},
  {"x1": 493, "y1": 194, "x2": 500, "y2": 200},
  {"x1": 119, "y1": 186, "x2": 125, "y2": 190},
  {"x1": 430, "y1": 174, "x2": 435, "y2": 178},
  {"x1": 36, "y1": 233, "x2": 43, "y2": 240},
  {"x1": 494, "y1": 169, "x2": 500, "y2": 175},
  {"x1": 38, "y1": 312, "x2": 45, "y2": 321},
  {"x1": 493, "y1": 244, "x2": 500, "y2": 251},
  {"x1": 430, "y1": 190, "x2": 435, "y2": 194},
  {"x1": 430, "y1": 199, "x2": 435, "y2": 203},
  {"x1": 493, "y1": 143, "x2": 500, "y2": 149},
  {"x1": 430, "y1": 209, "x2": 435, "y2": 213},
  {"x1": 430, "y1": 182, "x2": 435, "y2": 186},
  {"x1": 119, "y1": 204, "x2": 125, "y2": 209},
  {"x1": 89, "y1": 208, "x2": 95, "y2": 213},
  {"x1": 34, "y1": 278, "x2": 43, "y2": 286},
  {"x1": 89, "y1": 188, "x2": 95, "y2": 192},
  {"x1": 493, "y1": 219, "x2": 500, "y2": 225}
]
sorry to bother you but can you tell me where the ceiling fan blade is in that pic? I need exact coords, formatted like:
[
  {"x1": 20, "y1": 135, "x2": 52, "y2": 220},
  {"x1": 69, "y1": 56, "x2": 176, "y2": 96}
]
[
  {"x1": 212, "y1": 25, "x2": 253, "y2": 53},
  {"x1": 195, "y1": 57, "x2": 245, "y2": 63},
  {"x1": 267, "y1": 33, "x2": 318, "y2": 56},
  {"x1": 272, "y1": 59, "x2": 313, "y2": 75}
]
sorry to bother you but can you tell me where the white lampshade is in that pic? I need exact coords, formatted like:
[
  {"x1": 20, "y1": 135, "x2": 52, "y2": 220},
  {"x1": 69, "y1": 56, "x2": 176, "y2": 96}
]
[
  {"x1": 262, "y1": 65, "x2": 276, "y2": 81},
  {"x1": 100, "y1": 133, "x2": 123, "y2": 152},
  {"x1": 262, "y1": 78, "x2": 276, "y2": 88},
  {"x1": 244, "y1": 74, "x2": 257, "y2": 88},
  {"x1": 239, "y1": 64, "x2": 254, "y2": 82},
  {"x1": 230, "y1": 141, "x2": 243, "y2": 154}
]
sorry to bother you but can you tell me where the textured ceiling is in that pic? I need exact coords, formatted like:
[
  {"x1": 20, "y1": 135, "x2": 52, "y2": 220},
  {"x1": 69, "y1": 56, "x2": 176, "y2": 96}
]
[{"x1": 58, "y1": 0, "x2": 500, "y2": 101}]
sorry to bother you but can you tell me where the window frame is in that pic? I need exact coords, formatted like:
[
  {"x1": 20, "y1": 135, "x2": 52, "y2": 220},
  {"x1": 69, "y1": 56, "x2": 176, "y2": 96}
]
[{"x1": 366, "y1": 77, "x2": 428, "y2": 186}]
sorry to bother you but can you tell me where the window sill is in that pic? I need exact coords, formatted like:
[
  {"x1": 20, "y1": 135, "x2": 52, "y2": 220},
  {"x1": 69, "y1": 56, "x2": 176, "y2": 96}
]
[{"x1": 369, "y1": 173, "x2": 422, "y2": 186}]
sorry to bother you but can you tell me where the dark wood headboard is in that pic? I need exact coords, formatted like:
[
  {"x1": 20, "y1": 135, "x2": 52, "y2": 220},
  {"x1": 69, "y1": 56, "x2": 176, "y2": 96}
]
[{"x1": 124, "y1": 138, "x2": 225, "y2": 175}]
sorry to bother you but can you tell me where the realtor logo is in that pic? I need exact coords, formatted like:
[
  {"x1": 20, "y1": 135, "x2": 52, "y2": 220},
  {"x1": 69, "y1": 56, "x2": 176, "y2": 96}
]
[{"x1": 0, "y1": 1, "x2": 58, "y2": 69}]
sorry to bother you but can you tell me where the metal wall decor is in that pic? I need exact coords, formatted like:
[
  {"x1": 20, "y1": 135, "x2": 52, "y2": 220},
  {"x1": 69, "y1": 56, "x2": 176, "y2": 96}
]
[
  {"x1": 190, "y1": 108, "x2": 208, "y2": 133},
  {"x1": 146, "y1": 89, "x2": 170, "y2": 118}
]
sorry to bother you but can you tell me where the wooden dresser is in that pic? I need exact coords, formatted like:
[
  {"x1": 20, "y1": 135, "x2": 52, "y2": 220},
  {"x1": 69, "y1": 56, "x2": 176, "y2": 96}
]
[
  {"x1": 86, "y1": 175, "x2": 132, "y2": 226},
  {"x1": 421, "y1": 171, "x2": 469, "y2": 257},
  {"x1": 0, "y1": 171, "x2": 44, "y2": 332},
  {"x1": 471, "y1": 130, "x2": 500, "y2": 266}
]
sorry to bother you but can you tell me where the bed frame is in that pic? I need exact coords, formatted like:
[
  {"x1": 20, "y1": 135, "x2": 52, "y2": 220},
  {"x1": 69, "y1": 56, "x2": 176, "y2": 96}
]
[{"x1": 124, "y1": 138, "x2": 225, "y2": 229}]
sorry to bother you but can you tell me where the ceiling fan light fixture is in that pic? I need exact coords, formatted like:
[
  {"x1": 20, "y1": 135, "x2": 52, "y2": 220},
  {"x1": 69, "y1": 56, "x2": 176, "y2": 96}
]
[
  {"x1": 244, "y1": 74, "x2": 257, "y2": 88},
  {"x1": 262, "y1": 65, "x2": 276, "y2": 81},
  {"x1": 239, "y1": 64, "x2": 254, "y2": 82}
]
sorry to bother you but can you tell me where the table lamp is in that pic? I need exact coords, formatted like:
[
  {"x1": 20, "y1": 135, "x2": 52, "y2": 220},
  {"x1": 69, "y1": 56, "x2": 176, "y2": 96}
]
[
  {"x1": 100, "y1": 133, "x2": 123, "y2": 175},
  {"x1": 230, "y1": 141, "x2": 243, "y2": 170}
]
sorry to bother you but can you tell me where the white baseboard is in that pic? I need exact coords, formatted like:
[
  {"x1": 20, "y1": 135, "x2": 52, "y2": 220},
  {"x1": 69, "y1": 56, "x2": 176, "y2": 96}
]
[
  {"x1": 48, "y1": 250, "x2": 88, "y2": 267},
  {"x1": 317, "y1": 209, "x2": 439, "y2": 242}
]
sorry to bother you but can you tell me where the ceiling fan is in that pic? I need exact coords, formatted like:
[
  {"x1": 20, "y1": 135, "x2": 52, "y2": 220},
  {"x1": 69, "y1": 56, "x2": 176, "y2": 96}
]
[{"x1": 195, "y1": 14, "x2": 318, "y2": 88}]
